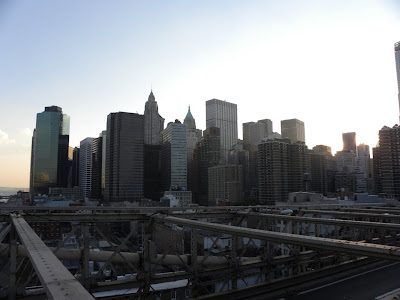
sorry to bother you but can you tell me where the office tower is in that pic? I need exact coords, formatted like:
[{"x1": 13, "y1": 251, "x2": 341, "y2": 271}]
[
  {"x1": 258, "y1": 139, "x2": 311, "y2": 204},
  {"x1": 395, "y1": 41, "x2": 400, "y2": 121},
  {"x1": 206, "y1": 99, "x2": 238, "y2": 162},
  {"x1": 336, "y1": 138, "x2": 357, "y2": 196},
  {"x1": 161, "y1": 120, "x2": 187, "y2": 191},
  {"x1": 310, "y1": 151, "x2": 328, "y2": 195},
  {"x1": 258, "y1": 139, "x2": 290, "y2": 205},
  {"x1": 372, "y1": 146, "x2": 382, "y2": 194},
  {"x1": 313, "y1": 145, "x2": 332, "y2": 155},
  {"x1": 289, "y1": 142, "x2": 311, "y2": 193},
  {"x1": 208, "y1": 165, "x2": 243, "y2": 205},
  {"x1": 184, "y1": 106, "x2": 202, "y2": 163},
  {"x1": 242, "y1": 122, "x2": 255, "y2": 150},
  {"x1": 335, "y1": 150, "x2": 356, "y2": 173},
  {"x1": 144, "y1": 90, "x2": 164, "y2": 145},
  {"x1": 91, "y1": 134, "x2": 104, "y2": 200},
  {"x1": 228, "y1": 142, "x2": 258, "y2": 198},
  {"x1": 71, "y1": 147, "x2": 80, "y2": 187},
  {"x1": 30, "y1": 106, "x2": 70, "y2": 196},
  {"x1": 342, "y1": 132, "x2": 357, "y2": 154},
  {"x1": 100, "y1": 130, "x2": 107, "y2": 195},
  {"x1": 258, "y1": 119, "x2": 273, "y2": 135},
  {"x1": 190, "y1": 127, "x2": 220, "y2": 205},
  {"x1": 105, "y1": 112, "x2": 144, "y2": 202},
  {"x1": 250, "y1": 120, "x2": 272, "y2": 149},
  {"x1": 354, "y1": 143, "x2": 372, "y2": 193},
  {"x1": 144, "y1": 144, "x2": 162, "y2": 201},
  {"x1": 373, "y1": 125, "x2": 400, "y2": 200},
  {"x1": 79, "y1": 137, "x2": 94, "y2": 199},
  {"x1": 312, "y1": 145, "x2": 336, "y2": 193},
  {"x1": 281, "y1": 119, "x2": 305, "y2": 143}
]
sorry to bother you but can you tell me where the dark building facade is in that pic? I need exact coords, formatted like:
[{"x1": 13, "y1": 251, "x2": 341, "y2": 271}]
[
  {"x1": 198, "y1": 127, "x2": 220, "y2": 206},
  {"x1": 373, "y1": 125, "x2": 400, "y2": 200},
  {"x1": 258, "y1": 139, "x2": 311, "y2": 205},
  {"x1": 342, "y1": 132, "x2": 357, "y2": 154},
  {"x1": 258, "y1": 139, "x2": 290, "y2": 205},
  {"x1": 91, "y1": 136, "x2": 103, "y2": 200},
  {"x1": 144, "y1": 144, "x2": 163, "y2": 201},
  {"x1": 70, "y1": 147, "x2": 80, "y2": 188},
  {"x1": 104, "y1": 112, "x2": 144, "y2": 202}
]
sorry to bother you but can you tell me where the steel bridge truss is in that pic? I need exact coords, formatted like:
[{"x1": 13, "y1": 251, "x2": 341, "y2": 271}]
[{"x1": 0, "y1": 205, "x2": 400, "y2": 299}]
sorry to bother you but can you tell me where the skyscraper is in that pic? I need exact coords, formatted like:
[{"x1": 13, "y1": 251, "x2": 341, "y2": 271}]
[
  {"x1": 144, "y1": 90, "x2": 164, "y2": 145},
  {"x1": 342, "y1": 132, "x2": 357, "y2": 154},
  {"x1": 105, "y1": 112, "x2": 144, "y2": 202},
  {"x1": 206, "y1": 99, "x2": 238, "y2": 162},
  {"x1": 79, "y1": 137, "x2": 94, "y2": 199},
  {"x1": 208, "y1": 165, "x2": 243, "y2": 205},
  {"x1": 92, "y1": 133, "x2": 104, "y2": 200},
  {"x1": 395, "y1": 41, "x2": 400, "y2": 121},
  {"x1": 161, "y1": 120, "x2": 187, "y2": 190},
  {"x1": 373, "y1": 125, "x2": 400, "y2": 200},
  {"x1": 258, "y1": 139, "x2": 290, "y2": 205},
  {"x1": 281, "y1": 119, "x2": 305, "y2": 143},
  {"x1": 184, "y1": 106, "x2": 202, "y2": 163},
  {"x1": 258, "y1": 138, "x2": 311, "y2": 205},
  {"x1": 30, "y1": 106, "x2": 70, "y2": 197},
  {"x1": 242, "y1": 122, "x2": 255, "y2": 150},
  {"x1": 197, "y1": 127, "x2": 220, "y2": 206},
  {"x1": 249, "y1": 120, "x2": 273, "y2": 150}
]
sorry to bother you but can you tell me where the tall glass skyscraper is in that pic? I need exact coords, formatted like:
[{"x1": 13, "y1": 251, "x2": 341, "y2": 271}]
[
  {"x1": 395, "y1": 41, "x2": 400, "y2": 121},
  {"x1": 30, "y1": 106, "x2": 70, "y2": 197},
  {"x1": 206, "y1": 99, "x2": 238, "y2": 162}
]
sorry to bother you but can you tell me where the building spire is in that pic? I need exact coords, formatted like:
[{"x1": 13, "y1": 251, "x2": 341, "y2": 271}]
[
  {"x1": 185, "y1": 105, "x2": 194, "y2": 120},
  {"x1": 148, "y1": 89, "x2": 155, "y2": 102}
]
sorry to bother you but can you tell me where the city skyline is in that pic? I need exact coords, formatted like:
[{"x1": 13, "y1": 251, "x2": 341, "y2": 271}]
[{"x1": 1, "y1": 1, "x2": 400, "y2": 187}]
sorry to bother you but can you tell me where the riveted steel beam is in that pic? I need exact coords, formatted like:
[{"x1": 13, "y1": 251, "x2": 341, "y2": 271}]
[{"x1": 10, "y1": 214, "x2": 94, "y2": 300}]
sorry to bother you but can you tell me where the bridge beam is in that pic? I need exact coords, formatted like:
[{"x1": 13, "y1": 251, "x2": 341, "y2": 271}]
[
  {"x1": 153, "y1": 214, "x2": 400, "y2": 261},
  {"x1": 10, "y1": 214, "x2": 94, "y2": 300}
]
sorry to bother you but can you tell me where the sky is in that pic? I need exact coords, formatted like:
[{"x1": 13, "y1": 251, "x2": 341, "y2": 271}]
[{"x1": 0, "y1": 0, "x2": 400, "y2": 188}]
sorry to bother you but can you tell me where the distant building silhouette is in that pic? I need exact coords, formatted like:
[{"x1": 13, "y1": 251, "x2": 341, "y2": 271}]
[{"x1": 342, "y1": 132, "x2": 357, "y2": 154}]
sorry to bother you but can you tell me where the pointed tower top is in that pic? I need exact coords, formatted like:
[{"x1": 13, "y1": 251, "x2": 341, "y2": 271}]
[
  {"x1": 185, "y1": 105, "x2": 194, "y2": 120},
  {"x1": 148, "y1": 90, "x2": 155, "y2": 102}
]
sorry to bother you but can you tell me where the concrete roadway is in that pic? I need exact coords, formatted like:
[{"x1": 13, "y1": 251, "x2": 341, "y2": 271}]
[{"x1": 287, "y1": 262, "x2": 400, "y2": 300}]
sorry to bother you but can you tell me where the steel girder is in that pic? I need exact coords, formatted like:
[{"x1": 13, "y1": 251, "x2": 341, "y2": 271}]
[{"x1": 10, "y1": 214, "x2": 94, "y2": 300}]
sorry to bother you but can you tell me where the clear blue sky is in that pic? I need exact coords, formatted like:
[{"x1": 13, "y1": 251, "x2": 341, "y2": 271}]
[{"x1": 1, "y1": 0, "x2": 400, "y2": 187}]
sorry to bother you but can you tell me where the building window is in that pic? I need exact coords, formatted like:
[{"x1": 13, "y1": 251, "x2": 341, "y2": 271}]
[
  {"x1": 185, "y1": 289, "x2": 191, "y2": 298},
  {"x1": 171, "y1": 290, "x2": 177, "y2": 300}
]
